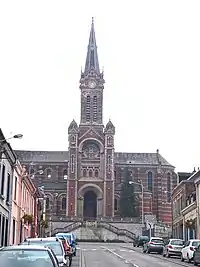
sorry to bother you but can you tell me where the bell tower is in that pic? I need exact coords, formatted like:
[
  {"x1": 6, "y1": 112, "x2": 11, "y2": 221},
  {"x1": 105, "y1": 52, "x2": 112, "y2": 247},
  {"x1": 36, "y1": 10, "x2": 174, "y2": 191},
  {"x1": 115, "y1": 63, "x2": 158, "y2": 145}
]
[{"x1": 79, "y1": 17, "x2": 105, "y2": 127}]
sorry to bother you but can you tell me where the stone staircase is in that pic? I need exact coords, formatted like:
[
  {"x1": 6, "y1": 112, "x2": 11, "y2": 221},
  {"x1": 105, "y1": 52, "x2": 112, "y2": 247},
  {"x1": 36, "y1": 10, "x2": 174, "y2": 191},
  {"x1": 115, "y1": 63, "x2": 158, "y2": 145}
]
[{"x1": 45, "y1": 220, "x2": 138, "y2": 242}]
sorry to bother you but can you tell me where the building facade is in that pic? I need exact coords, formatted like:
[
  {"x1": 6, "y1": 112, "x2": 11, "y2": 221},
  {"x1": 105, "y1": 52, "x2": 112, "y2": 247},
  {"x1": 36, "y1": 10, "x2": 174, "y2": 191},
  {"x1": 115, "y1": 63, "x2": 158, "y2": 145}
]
[
  {"x1": 15, "y1": 19, "x2": 176, "y2": 226},
  {"x1": 10, "y1": 161, "x2": 38, "y2": 245},
  {"x1": 172, "y1": 171, "x2": 197, "y2": 240},
  {"x1": 0, "y1": 129, "x2": 17, "y2": 246}
]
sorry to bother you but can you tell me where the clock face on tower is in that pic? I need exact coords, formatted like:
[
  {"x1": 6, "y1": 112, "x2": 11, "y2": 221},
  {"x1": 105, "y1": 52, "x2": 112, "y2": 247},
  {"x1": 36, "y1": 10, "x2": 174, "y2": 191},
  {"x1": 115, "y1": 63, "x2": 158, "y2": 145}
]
[{"x1": 88, "y1": 80, "x2": 97, "y2": 89}]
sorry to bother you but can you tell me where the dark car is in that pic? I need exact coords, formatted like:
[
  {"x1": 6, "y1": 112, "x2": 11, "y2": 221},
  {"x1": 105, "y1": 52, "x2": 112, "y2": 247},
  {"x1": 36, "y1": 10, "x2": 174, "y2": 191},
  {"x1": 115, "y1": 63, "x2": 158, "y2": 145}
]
[
  {"x1": 133, "y1": 236, "x2": 149, "y2": 247},
  {"x1": 143, "y1": 237, "x2": 164, "y2": 254},
  {"x1": 193, "y1": 245, "x2": 200, "y2": 265},
  {"x1": 0, "y1": 244, "x2": 59, "y2": 267}
]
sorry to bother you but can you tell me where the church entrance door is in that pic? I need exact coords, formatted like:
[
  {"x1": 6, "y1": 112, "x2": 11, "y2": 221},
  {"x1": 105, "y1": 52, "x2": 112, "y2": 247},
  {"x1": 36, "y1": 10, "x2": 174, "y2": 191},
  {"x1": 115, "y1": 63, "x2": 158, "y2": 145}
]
[{"x1": 83, "y1": 191, "x2": 97, "y2": 220}]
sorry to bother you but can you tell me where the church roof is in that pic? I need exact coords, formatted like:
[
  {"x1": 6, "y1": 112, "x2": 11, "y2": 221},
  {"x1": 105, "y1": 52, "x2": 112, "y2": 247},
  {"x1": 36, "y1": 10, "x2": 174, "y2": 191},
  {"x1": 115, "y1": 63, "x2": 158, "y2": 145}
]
[
  {"x1": 15, "y1": 149, "x2": 173, "y2": 167},
  {"x1": 115, "y1": 152, "x2": 173, "y2": 167},
  {"x1": 15, "y1": 150, "x2": 69, "y2": 163}
]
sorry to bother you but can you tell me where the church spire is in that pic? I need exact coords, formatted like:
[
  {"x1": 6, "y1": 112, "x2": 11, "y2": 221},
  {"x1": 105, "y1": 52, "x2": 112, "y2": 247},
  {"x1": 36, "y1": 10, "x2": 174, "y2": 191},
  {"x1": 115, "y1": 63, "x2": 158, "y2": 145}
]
[{"x1": 84, "y1": 17, "x2": 100, "y2": 75}]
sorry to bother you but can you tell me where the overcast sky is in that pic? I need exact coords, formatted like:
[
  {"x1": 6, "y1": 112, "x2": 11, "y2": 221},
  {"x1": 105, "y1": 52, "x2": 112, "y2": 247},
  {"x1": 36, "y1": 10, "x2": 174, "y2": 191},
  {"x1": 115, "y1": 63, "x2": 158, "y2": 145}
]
[{"x1": 0, "y1": 0, "x2": 200, "y2": 172}]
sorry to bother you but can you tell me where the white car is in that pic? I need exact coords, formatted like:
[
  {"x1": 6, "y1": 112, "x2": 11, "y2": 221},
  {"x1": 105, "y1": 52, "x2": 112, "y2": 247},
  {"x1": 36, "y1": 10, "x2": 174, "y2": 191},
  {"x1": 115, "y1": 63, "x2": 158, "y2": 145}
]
[{"x1": 181, "y1": 239, "x2": 200, "y2": 263}]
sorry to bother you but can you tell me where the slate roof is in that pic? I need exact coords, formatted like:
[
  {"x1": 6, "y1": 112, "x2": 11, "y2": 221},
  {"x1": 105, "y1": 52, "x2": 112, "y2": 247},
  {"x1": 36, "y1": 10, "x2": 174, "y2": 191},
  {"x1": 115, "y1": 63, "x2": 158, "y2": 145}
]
[
  {"x1": 114, "y1": 152, "x2": 173, "y2": 167},
  {"x1": 15, "y1": 150, "x2": 69, "y2": 163},
  {"x1": 15, "y1": 150, "x2": 173, "y2": 167}
]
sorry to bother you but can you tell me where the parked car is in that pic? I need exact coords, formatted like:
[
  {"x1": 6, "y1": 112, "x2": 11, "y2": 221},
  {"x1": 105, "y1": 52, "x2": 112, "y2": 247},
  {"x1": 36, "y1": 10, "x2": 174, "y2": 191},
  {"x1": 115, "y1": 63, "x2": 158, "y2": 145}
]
[
  {"x1": 21, "y1": 237, "x2": 69, "y2": 266},
  {"x1": 143, "y1": 237, "x2": 164, "y2": 254},
  {"x1": 193, "y1": 244, "x2": 200, "y2": 265},
  {"x1": 0, "y1": 245, "x2": 59, "y2": 267},
  {"x1": 56, "y1": 233, "x2": 77, "y2": 256},
  {"x1": 133, "y1": 236, "x2": 149, "y2": 247},
  {"x1": 163, "y1": 239, "x2": 184, "y2": 258},
  {"x1": 181, "y1": 239, "x2": 200, "y2": 263},
  {"x1": 56, "y1": 235, "x2": 73, "y2": 266}
]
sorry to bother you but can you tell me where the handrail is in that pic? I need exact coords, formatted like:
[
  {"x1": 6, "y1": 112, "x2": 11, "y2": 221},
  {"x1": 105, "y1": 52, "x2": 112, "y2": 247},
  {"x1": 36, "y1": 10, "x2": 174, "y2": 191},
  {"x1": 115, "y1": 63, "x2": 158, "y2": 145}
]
[
  {"x1": 45, "y1": 221, "x2": 82, "y2": 236},
  {"x1": 99, "y1": 222, "x2": 136, "y2": 240}
]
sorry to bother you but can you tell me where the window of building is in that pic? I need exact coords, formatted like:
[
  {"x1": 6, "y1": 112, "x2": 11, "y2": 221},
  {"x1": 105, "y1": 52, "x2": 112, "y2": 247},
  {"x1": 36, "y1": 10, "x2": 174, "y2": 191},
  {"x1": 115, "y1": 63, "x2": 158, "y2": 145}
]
[
  {"x1": 12, "y1": 219, "x2": 16, "y2": 244},
  {"x1": 147, "y1": 171, "x2": 153, "y2": 192},
  {"x1": 14, "y1": 176, "x2": 17, "y2": 201},
  {"x1": 167, "y1": 172, "x2": 171, "y2": 202},
  {"x1": 4, "y1": 218, "x2": 8, "y2": 246},
  {"x1": 89, "y1": 169, "x2": 93, "y2": 177},
  {"x1": 93, "y1": 96, "x2": 97, "y2": 121},
  {"x1": 63, "y1": 169, "x2": 68, "y2": 179},
  {"x1": 61, "y1": 197, "x2": 66, "y2": 210},
  {"x1": 114, "y1": 198, "x2": 118, "y2": 211},
  {"x1": 6, "y1": 173, "x2": 10, "y2": 203},
  {"x1": 86, "y1": 96, "x2": 91, "y2": 122},
  {"x1": 95, "y1": 169, "x2": 98, "y2": 178},
  {"x1": 83, "y1": 169, "x2": 87, "y2": 177},
  {"x1": 46, "y1": 198, "x2": 50, "y2": 210},
  {"x1": 1, "y1": 165, "x2": 5, "y2": 196},
  {"x1": 71, "y1": 155, "x2": 75, "y2": 173},
  {"x1": 1, "y1": 216, "x2": 5, "y2": 246},
  {"x1": 107, "y1": 136, "x2": 113, "y2": 145},
  {"x1": 108, "y1": 156, "x2": 111, "y2": 173},
  {"x1": 46, "y1": 169, "x2": 51, "y2": 178}
]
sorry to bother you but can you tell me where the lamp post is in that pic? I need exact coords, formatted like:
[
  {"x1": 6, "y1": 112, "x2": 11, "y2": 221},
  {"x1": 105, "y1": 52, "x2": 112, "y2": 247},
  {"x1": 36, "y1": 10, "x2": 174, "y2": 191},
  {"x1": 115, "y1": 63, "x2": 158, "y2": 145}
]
[
  {"x1": 129, "y1": 181, "x2": 144, "y2": 224},
  {"x1": 0, "y1": 133, "x2": 23, "y2": 143}
]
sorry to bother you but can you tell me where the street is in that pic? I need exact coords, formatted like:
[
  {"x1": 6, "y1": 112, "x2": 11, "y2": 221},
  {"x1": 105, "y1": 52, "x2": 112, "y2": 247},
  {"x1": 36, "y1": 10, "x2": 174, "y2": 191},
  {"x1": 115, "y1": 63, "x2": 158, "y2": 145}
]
[{"x1": 72, "y1": 243, "x2": 192, "y2": 267}]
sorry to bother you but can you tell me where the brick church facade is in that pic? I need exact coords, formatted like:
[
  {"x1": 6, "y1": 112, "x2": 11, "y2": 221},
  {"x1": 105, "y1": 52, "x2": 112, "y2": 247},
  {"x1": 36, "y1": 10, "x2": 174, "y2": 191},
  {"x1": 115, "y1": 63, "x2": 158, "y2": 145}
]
[{"x1": 16, "y1": 19, "x2": 177, "y2": 226}]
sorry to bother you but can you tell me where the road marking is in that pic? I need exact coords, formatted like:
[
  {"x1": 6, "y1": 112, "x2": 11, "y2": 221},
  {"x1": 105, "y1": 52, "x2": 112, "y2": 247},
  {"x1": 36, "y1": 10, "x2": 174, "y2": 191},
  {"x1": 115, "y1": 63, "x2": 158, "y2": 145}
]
[
  {"x1": 92, "y1": 248, "x2": 97, "y2": 251},
  {"x1": 101, "y1": 246, "x2": 124, "y2": 260}
]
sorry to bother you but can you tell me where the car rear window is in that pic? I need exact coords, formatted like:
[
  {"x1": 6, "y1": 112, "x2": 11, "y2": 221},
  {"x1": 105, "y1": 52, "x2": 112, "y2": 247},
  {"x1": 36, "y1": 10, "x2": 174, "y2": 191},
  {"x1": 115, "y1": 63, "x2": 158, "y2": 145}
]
[
  {"x1": 170, "y1": 240, "x2": 184, "y2": 246},
  {"x1": 0, "y1": 249, "x2": 54, "y2": 267},
  {"x1": 24, "y1": 241, "x2": 63, "y2": 256},
  {"x1": 151, "y1": 239, "x2": 164, "y2": 243},
  {"x1": 192, "y1": 241, "x2": 200, "y2": 247}
]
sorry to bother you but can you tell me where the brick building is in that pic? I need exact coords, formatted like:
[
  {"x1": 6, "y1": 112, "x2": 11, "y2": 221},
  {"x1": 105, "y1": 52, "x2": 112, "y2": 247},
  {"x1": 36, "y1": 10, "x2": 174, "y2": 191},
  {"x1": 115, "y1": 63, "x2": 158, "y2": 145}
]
[{"x1": 15, "y1": 19, "x2": 176, "y2": 226}]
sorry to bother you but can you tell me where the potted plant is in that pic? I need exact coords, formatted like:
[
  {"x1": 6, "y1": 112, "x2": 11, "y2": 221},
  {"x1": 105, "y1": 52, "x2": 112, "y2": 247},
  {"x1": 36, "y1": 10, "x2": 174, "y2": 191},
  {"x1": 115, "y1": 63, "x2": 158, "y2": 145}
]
[
  {"x1": 185, "y1": 219, "x2": 195, "y2": 229},
  {"x1": 41, "y1": 220, "x2": 48, "y2": 228},
  {"x1": 22, "y1": 214, "x2": 33, "y2": 225}
]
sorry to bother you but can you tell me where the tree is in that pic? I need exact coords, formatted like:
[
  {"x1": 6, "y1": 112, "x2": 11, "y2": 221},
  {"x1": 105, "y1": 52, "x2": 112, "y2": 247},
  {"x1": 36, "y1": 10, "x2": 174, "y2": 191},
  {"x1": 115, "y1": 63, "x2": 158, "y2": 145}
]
[{"x1": 119, "y1": 168, "x2": 138, "y2": 217}]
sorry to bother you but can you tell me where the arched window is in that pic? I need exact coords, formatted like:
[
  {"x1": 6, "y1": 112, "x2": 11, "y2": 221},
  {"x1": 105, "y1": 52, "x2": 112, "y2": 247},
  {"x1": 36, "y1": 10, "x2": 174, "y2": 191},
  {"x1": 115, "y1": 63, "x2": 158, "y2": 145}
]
[
  {"x1": 108, "y1": 156, "x2": 111, "y2": 172},
  {"x1": 83, "y1": 169, "x2": 87, "y2": 177},
  {"x1": 46, "y1": 197, "x2": 50, "y2": 210},
  {"x1": 147, "y1": 171, "x2": 153, "y2": 192},
  {"x1": 107, "y1": 136, "x2": 113, "y2": 145},
  {"x1": 47, "y1": 169, "x2": 51, "y2": 178},
  {"x1": 63, "y1": 169, "x2": 68, "y2": 179},
  {"x1": 167, "y1": 172, "x2": 171, "y2": 202},
  {"x1": 93, "y1": 96, "x2": 97, "y2": 122},
  {"x1": 95, "y1": 169, "x2": 98, "y2": 178},
  {"x1": 71, "y1": 155, "x2": 75, "y2": 173},
  {"x1": 61, "y1": 197, "x2": 66, "y2": 210},
  {"x1": 86, "y1": 96, "x2": 91, "y2": 122},
  {"x1": 89, "y1": 169, "x2": 93, "y2": 177},
  {"x1": 114, "y1": 198, "x2": 118, "y2": 211}
]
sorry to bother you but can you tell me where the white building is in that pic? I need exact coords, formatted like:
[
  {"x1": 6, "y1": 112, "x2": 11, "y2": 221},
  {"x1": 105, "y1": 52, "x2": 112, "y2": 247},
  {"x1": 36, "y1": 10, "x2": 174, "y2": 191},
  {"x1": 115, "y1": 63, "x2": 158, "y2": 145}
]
[{"x1": 0, "y1": 129, "x2": 17, "y2": 246}]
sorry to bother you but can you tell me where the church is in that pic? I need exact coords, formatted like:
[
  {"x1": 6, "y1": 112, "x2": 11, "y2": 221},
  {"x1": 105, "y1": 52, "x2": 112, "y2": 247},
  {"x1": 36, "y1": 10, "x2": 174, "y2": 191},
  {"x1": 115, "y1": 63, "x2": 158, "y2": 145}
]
[{"x1": 16, "y1": 19, "x2": 176, "y2": 226}]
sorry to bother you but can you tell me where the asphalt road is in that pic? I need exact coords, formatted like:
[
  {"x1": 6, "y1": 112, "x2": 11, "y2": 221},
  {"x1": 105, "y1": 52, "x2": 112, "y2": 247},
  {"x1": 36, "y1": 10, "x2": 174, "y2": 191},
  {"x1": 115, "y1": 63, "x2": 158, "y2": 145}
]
[{"x1": 73, "y1": 242, "x2": 193, "y2": 267}]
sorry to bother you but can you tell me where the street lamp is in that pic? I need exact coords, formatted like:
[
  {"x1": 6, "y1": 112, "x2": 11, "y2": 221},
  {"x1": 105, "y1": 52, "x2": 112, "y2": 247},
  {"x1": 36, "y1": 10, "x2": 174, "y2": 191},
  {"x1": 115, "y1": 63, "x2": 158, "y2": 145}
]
[
  {"x1": 129, "y1": 180, "x2": 144, "y2": 224},
  {"x1": 30, "y1": 170, "x2": 44, "y2": 179},
  {"x1": 0, "y1": 133, "x2": 23, "y2": 143}
]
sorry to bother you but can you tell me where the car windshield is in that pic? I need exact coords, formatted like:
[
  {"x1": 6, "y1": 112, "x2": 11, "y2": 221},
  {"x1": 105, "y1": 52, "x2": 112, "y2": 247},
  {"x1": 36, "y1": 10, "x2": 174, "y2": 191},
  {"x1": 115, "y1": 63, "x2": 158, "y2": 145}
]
[
  {"x1": 0, "y1": 249, "x2": 54, "y2": 267},
  {"x1": 170, "y1": 240, "x2": 184, "y2": 246},
  {"x1": 151, "y1": 239, "x2": 164, "y2": 243},
  {"x1": 192, "y1": 241, "x2": 200, "y2": 247},
  {"x1": 24, "y1": 241, "x2": 63, "y2": 256}
]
